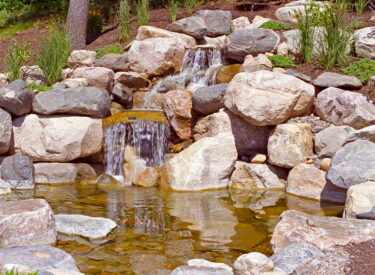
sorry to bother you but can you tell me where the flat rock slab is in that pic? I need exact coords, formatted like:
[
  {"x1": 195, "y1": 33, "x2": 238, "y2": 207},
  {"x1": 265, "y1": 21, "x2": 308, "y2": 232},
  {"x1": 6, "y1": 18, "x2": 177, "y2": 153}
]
[
  {"x1": 55, "y1": 214, "x2": 117, "y2": 239},
  {"x1": 0, "y1": 245, "x2": 79, "y2": 272},
  {"x1": 313, "y1": 72, "x2": 362, "y2": 89},
  {"x1": 0, "y1": 199, "x2": 56, "y2": 246}
]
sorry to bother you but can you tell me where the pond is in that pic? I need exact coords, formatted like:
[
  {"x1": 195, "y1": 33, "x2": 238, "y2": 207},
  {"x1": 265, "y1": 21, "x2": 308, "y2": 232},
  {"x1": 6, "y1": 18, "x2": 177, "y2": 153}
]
[{"x1": 2, "y1": 183, "x2": 343, "y2": 274}]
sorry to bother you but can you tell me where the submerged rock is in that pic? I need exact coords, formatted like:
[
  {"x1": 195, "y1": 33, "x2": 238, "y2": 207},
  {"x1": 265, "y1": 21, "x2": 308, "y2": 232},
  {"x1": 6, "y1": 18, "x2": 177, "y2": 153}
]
[
  {"x1": 0, "y1": 199, "x2": 56, "y2": 246},
  {"x1": 55, "y1": 214, "x2": 117, "y2": 239},
  {"x1": 0, "y1": 79, "x2": 33, "y2": 116},
  {"x1": 0, "y1": 155, "x2": 34, "y2": 189},
  {"x1": 233, "y1": 252, "x2": 274, "y2": 275},
  {"x1": 171, "y1": 259, "x2": 233, "y2": 275}
]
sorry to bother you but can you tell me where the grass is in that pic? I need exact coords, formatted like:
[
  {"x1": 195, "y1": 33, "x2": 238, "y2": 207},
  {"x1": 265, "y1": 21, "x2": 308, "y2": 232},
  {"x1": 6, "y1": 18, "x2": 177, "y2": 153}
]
[
  {"x1": 136, "y1": 0, "x2": 150, "y2": 26},
  {"x1": 0, "y1": 21, "x2": 38, "y2": 39},
  {"x1": 342, "y1": 59, "x2": 375, "y2": 84},
  {"x1": 167, "y1": 0, "x2": 179, "y2": 22},
  {"x1": 87, "y1": 13, "x2": 104, "y2": 35},
  {"x1": 259, "y1": 21, "x2": 292, "y2": 31},
  {"x1": 118, "y1": 0, "x2": 131, "y2": 41},
  {"x1": 4, "y1": 39, "x2": 31, "y2": 82},
  {"x1": 350, "y1": 19, "x2": 364, "y2": 29},
  {"x1": 1, "y1": 270, "x2": 39, "y2": 275},
  {"x1": 36, "y1": 23, "x2": 71, "y2": 85},
  {"x1": 95, "y1": 43, "x2": 123, "y2": 58},
  {"x1": 183, "y1": 0, "x2": 198, "y2": 15},
  {"x1": 27, "y1": 83, "x2": 52, "y2": 91},
  {"x1": 355, "y1": 0, "x2": 371, "y2": 15},
  {"x1": 268, "y1": 55, "x2": 296, "y2": 68}
]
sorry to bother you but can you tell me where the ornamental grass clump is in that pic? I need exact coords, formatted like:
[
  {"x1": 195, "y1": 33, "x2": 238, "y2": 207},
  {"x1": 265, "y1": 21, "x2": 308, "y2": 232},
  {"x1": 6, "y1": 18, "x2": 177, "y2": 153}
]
[
  {"x1": 167, "y1": 0, "x2": 179, "y2": 22},
  {"x1": 118, "y1": 0, "x2": 131, "y2": 41},
  {"x1": 355, "y1": 0, "x2": 371, "y2": 15},
  {"x1": 136, "y1": 0, "x2": 149, "y2": 26},
  {"x1": 4, "y1": 39, "x2": 30, "y2": 81},
  {"x1": 184, "y1": 0, "x2": 198, "y2": 15},
  {"x1": 36, "y1": 23, "x2": 71, "y2": 85}
]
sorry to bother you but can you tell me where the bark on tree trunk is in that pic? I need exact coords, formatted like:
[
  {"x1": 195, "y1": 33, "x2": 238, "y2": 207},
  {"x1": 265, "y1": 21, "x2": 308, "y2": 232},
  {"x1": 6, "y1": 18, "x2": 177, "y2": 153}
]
[{"x1": 66, "y1": 0, "x2": 90, "y2": 49}]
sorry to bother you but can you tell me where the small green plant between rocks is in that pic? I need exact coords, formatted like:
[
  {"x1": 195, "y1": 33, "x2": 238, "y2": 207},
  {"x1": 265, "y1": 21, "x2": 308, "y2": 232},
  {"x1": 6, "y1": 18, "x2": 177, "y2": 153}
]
[
  {"x1": 118, "y1": 0, "x2": 131, "y2": 41},
  {"x1": 167, "y1": 0, "x2": 179, "y2": 22},
  {"x1": 95, "y1": 43, "x2": 123, "y2": 58},
  {"x1": 27, "y1": 83, "x2": 52, "y2": 91},
  {"x1": 136, "y1": 0, "x2": 150, "y2": 26},
  {"x1": 341, "y1": 59, "x2": 375, "y2": 84},
  {"x1": 259, "y1": 20, "x2": 292, "y2": 31},
  {"x1": 1, "y1": 270, "x2": 39, "y2": 275},
  {"x1": 268, "y1": 55, "x2": 296, "y2": 68},
  {"x1": 4, "y1": 39, "x2": 30, "y2": 81}
]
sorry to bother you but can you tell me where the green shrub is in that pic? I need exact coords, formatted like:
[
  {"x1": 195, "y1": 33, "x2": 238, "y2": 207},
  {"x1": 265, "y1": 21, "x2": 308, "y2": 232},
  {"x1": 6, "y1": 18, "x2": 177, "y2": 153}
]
[
  {"x1": 167, "y1": 0, "x2": 179, "y2": 22},
  {"x1": 27, "y1": 83, "x2": 52, "y2": 91},
  {"x1": 267, "y1": 55, "x2": 296, "y2": 68},
  {"x1": 183, "y1": 0, "x2": 198, "y2": 15},
  {"x1": 36, "y1": 24, "x2": 71, "y2": 85},
  {"x1": 259, "y1": 21, "x2": 292, "y2": 31},
  {"x1": 118, "y1": 0, "x2": 131, "y2": 41},
  {"x1": 136, "y1": 0, "x2": 150, "y2": 26},
  {"x1": 4, "y1": 39, "x2": 30, "y2": 81},
  {"x1": 341, "y1": 59, "x2": 375, "y2": 84},
  {"x1": 87, "y1": 13, "x2": 104, "y2": 35},
  {"x1": 350, "y1": 19, "x2": 364, "y2": 30},
  {"x1": 95, "y1": 43, "x2": 123, "y2": 58}
]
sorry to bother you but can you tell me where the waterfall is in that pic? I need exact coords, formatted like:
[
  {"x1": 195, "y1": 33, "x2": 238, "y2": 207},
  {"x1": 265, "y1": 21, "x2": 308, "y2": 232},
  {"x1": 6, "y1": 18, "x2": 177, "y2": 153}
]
[
  {"x1": 104, "y1": 119, "x2": 170, "y2": 184},
  {"x1": 143, "y1": 47, "x2": 223, "y2": 108}
]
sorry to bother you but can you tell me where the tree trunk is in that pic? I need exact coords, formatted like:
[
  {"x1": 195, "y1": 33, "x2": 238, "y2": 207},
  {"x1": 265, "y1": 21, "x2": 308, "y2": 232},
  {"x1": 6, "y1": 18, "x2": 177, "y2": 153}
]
[{"x1": 66, "y1": 0, "x2": 90, "y2": 49}]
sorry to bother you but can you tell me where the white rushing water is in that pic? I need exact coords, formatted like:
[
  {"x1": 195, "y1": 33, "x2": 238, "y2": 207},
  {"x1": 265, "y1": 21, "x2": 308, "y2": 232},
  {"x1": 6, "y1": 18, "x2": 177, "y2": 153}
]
[
  {"x1": 143, "y1": 47, "x2": 223, "y2": 108},
  {"x1": 104, "y1": 120, "x2": 170, "y2": 184}
]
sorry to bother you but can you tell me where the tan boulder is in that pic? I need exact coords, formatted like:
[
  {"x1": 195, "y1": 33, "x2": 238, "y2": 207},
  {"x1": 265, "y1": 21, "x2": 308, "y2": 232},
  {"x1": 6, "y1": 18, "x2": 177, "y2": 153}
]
[
  {"x1": 73, "y1": 66, "x2": 114, "y2": 91},
  {"x1": 163, "y1": 89, "x2": 192, "y2": 140},
  {"x1": 216, "y1": 64, "x2": 242, "y2": 84},
  {"x1": 68, "y1": 50, "x2": 97, "y2": 67},
  {"x1": 241, "y1": 54, "x2": 272, "y2": 73},
  {"x1": 268, "y1": 123, "x2": 313, "y2": 168},
  {"x1": 13, "y1": 114, "x2": 103, "y2": 162},
  {"x1": 34, "y1": 163, "x2": 77, "y2": 184},
  {"x1": 344, "y1": 181, "x2": 375, "y2": 218}
]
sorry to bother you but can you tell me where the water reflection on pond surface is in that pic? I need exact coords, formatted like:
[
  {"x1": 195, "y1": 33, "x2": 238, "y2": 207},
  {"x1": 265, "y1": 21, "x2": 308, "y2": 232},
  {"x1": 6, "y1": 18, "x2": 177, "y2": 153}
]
[{"x1": 2, "y1": 183, "x2": 343, "y2": 274}]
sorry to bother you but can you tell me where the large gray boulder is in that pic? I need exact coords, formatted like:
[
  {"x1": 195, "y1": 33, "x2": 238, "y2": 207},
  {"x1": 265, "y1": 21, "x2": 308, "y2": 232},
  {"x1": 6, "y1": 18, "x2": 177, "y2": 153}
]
[
  {"x1": 32, "y1": 87, "x2": 111, "y2": 118},
  {"x1": 224, "y1": 71, "x2": 315, "y2": 126},
  {"x1": 0, "y1": 79, "x2": 33, "y2": 116},
  {"x1": 194, "y1": 10, "x2": 232, "y2": 37},
  {"x1": 315, "y1": 87, "x2": 375, "y2": 129},
  {"x1": 93, "y1": 53, "x2": 130, "y2": 72},
  {"x1": 0, "y1": 245, "x2": 79, "y2": 272},
  {"x1": 270, "y1": 242, "x2": 323, "y2": 274},
  {"x1": 344, "y1": 125, "x2": 375, "y2": 144},
  {"x1": 193, "y1": 84, "x2": 228, "y2": 115},
  {"x1": 0, "y1": 155, "x2": 34, "y2": 189},
  {"x1": 327, "y1": 140, "x2": 375, "y2": 189},
  {"x1": 0, "y1": 199, "x2": 56, "y2": 246},
  {"x1": 314, "y1": 126, "x2": 355, "y2": 158},
  {"x1": 313, "y1": 72, "x2": 362, "y2": 90},
  {"x1": 167, "y1": 16, "x2": 207, "y2": 39},
  {"x1": 0, "y1": 108, "x2": 12, "y2": 154},
  {"x1": 224, "y1": 29, "x2": 280, "y2": 63}
]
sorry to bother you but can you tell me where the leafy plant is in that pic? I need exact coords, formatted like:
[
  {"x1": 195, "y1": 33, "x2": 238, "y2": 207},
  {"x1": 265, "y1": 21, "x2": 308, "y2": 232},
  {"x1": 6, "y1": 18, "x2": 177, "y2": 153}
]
[
  {"x1": 318, "y1": 1, "x2": 352, "y2": 69},
  {"x1": 1, "y1": 269, "x2": 39, "y2": 275},
  {"x1": 87, "y1": 13, "x2": 104, "y2": 35},
  {"x1": 183, "y1": 0, "x2": 198, "y2": 15},
  {"x1": 27, "y1": 83, "x2": 52, "y2": 91},
  {"x1": 260, "y1": 21, "x2": 292, "y2": 31},
  {"x1": 267, "y1": 55, "x2": 296, "y2": 68},
  {"x1": 167, "y1": 0, "x2": 179, "y2": 22},
  {"x1": 136, "y1": 0, "x2": 150, "y2": 26},
  {"x1": 341, "y1": 59, "x2": 375, "y2": 83},
  {"x1": 4, "y1": 39, "x2": 30, "y2": 81},
  {"x1": 118, "y1": 0, "x2": 131, "y2": 41},
  {"x1": 355, "y1": 0, "x2": 371, "y2": 15},
  {"x1": 36, "y1": 23, "x2": 71, "y2": 85},
  {"x1": 350, "y1": 19, "x2": 364, "y2": 29},
  {"x1": 95, "y1": 43, "x2": 123, "y2": 58}
]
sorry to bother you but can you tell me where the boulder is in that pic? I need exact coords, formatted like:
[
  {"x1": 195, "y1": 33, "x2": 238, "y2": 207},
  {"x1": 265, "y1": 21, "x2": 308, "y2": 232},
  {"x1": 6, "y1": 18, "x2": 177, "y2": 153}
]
[
  {"x1": 283, "y1": 27, "x2": 324, "y2": 56},
  {"x1": 75, "y1": 163, "x2": 97, "y2": 181},
  {"x1": 0, "y1": 246, "x2": 79, "y2": 272},
  {"x1": 128, "y1": 38, "x2": 186, "y2": 77},
  {"x1": 61, "y1": 78, "x2": 88, "y2": 88},
  {"x1": 135, "y1": 25, "x2": 196, "y2": 47},
  {"x1": 314, "y1": 126, "x2": 355, "y2": 158},
  {"x1": 315, "y1": 87, "x2": 375, "y2": 129},
  {"x1": 193, "y1": 84, "x2": 228, "y2": 115},
  {"x1": 353, "y1": 27, "x2": 375, "y2": 59},
  {"x1": 72, "y1": 66, "x2": 114, "y2": 91},
  {"x1": 275, "y1": 1, "x2": 327, "y2": 24},
  {"x1": 202, "y1": 35, "x2": 227, "y2": 49},
  {"x1": 93, "y1": 53, "x2": 130, "y2": 72},
  {"x1": 229, "y1": 162, "x2": 284, "y2": 190},
  {"x1": 268, "y1": 123, "x2": 313, "y2": 168},
  {"x1": 271, "y1": 210, "x2": 375, "y2": 252},
  {"x1": 224, "y1": 29, "x2": 280, "y2": 63},
  {"x1": 241, "y1": 54, "x2": 273, "y2": 73},
  {"x1": 55, "y1": 214, "x2": 117, "y2": 239},
  {"x1": 20, "y1": 65, "x2": 46, "y2": 85},
  {"x1": 1, "y1": 155, "x2": 34, "y2": 189},
  {"x1": 0, "y1": 108, "x2": 12, "y2": 153},
  {"x1": 0, "y1": 73, "x2": 8, "y2": 88},
  {"x1": 163, "y1": 89, "x2": 192, "y2": 140},
  {"x1": 32, "y1": 87, "x2": 111, "y2": 118},
  {"x1": 194, "y1": 10, "x2": 232, "y2": 37},
  {"x1": 224, "y1": 71, "x2": 315, "y2": 126},
  {"x1": 0, "y1": 199, "x2": 56, "y2": 246},
  {"x1": 112, "y1": 83, "x2": 134, "y2": 108},
  {"x1": 0, "y1": 79, "x2": 33, "y2": 116},
  {"x1": 344, "y1": 181, "x2": 375, "y2": 218},
  {"x1": 231, "y1": 16, "x2": 251, "y2": 32},
  {"x1": 327, "y1": 140, "x2": 375, "y2": 189},
  {"x1": 34, "y1": 163, "x2": 77, "y2": 184},
  {"x1": 313, "y1": 72, "x2": 362, "y2": 90},
  {"x1": 193, "y1": 109, "x2": 272, "y2": 156},
  {"x1": 167, "y1": 133, "x2": 237, "y2": 191},
  {"x1": 0, "y1": 179, "x2": 11, "y2": 195},
  {"x1": 233, "y1": 252, "x2": 274, "y2": 275},
  {"x1": 13, "y1": 114, "x2": 103, "y2": 162},
  {"x1": 167, "y1": 16, "x2": 207, "y2": 39},
  {"x1": 185, "y1": 259, "x2": 233, "y2": 275},
  {"x1": 68, "y1": 50, "x2": 97, "y2": 67},
  {"x1": 270, "y1": 242, "x2": 323, "y2": 274},
  {"x1": 287, "y1": 163, "x2": 346, "y2": 203},
  {"x1": 115, "y1": 71, "x2": 150, "y2": 88},
  {"x1": 344, "y1": 125, "x2": 375, "y2": 144}
]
